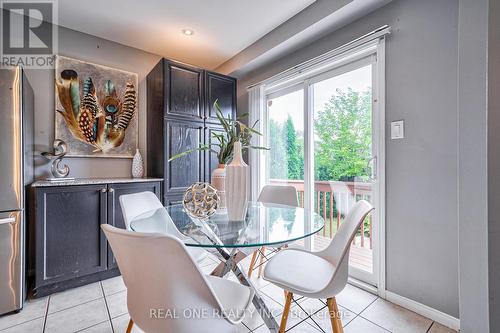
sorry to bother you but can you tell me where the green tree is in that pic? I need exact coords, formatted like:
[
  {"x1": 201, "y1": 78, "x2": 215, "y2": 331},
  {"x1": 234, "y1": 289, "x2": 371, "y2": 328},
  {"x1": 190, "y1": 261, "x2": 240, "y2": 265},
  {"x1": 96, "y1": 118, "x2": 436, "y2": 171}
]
[
  {"x1": 314, "y1": 88, "x2": 372, "y2": 181},
  {"x1": 285, "y1": 116, "x2": 303, "y2": 180},
  {"x1": 269, "y1": 118, "x2": 285, "y2": 179}
]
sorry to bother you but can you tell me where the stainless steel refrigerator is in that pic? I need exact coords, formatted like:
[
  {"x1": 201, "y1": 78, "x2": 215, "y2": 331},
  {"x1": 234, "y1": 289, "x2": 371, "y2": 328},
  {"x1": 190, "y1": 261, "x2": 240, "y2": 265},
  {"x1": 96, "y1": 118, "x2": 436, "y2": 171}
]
[{"x1": 0, "y1": 67, "x2": 34, "y2": 314}]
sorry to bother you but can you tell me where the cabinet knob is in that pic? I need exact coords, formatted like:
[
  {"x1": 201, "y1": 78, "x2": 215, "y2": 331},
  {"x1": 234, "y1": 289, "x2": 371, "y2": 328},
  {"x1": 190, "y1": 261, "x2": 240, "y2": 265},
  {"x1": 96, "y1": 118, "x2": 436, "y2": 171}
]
[
  {"x1": 109, "y1": 188, "x2": 115, "y2": 193},
  {"x1": 101, "y1": 188, "x2": 107, "y2": 193}
]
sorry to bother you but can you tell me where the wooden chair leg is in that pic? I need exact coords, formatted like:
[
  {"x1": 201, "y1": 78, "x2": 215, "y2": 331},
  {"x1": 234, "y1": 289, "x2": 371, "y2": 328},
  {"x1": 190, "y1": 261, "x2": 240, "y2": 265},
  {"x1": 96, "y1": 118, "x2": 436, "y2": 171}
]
[
  {"x1": 247, "y1": 250, "x2": 259, "y2": 278},
  {"x1": 126, "y1": 319, "x2": 134, "y2": 333},
  {"x1": 258, "y1": 246, "x2": 266, "y2": 278},
  {"x1": 280, "y1": 292, "x2": 293, "y2": 333},
  {"x1": 327, "y1": 297, "x2": 344, "y2": 333}
]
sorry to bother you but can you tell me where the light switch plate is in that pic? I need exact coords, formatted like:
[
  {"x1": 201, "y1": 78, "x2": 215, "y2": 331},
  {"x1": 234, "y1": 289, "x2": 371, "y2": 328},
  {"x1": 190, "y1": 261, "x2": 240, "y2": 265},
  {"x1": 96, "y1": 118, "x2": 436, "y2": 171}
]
[{"x1": 391, "y1": 120, "x2": 404, "y2": 139}]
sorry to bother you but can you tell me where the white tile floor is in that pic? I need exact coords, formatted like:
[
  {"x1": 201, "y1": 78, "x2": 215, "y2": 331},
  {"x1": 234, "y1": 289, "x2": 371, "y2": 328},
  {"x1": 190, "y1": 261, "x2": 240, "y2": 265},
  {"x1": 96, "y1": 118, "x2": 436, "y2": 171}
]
[{"x1": 0, "y1": 254, "x2": 458, "y2": 333}]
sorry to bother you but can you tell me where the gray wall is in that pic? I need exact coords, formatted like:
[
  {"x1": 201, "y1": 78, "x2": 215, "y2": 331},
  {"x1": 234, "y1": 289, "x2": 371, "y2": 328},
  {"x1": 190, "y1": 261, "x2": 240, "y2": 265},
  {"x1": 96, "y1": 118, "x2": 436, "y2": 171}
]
[
  {"x1": 22, "y1": 24, "x2": 161, "y2": 179},
  {"x1": 488, "y1": 0, "x2": 500, "y2": 331},
  {"x1": 457, "y1": 0, "x2": 489, "y2": 331},
  {"x1": 236, "y1": 0, "x2": 459, "y2": 317}
]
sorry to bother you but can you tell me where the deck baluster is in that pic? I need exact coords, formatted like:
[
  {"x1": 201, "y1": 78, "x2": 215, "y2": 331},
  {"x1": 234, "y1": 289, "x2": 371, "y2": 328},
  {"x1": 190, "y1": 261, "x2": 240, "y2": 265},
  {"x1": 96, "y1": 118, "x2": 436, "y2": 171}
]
[{"x1": 329, "y1": 191, "x2": 333, "y2": 238}]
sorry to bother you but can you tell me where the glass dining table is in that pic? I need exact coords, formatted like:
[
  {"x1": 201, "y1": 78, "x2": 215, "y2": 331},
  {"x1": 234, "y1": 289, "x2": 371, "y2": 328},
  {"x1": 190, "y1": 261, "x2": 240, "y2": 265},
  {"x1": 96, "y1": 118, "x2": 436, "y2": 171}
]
[{"x1": 130, "y1": 201, "x2": 325, "y2": 332}]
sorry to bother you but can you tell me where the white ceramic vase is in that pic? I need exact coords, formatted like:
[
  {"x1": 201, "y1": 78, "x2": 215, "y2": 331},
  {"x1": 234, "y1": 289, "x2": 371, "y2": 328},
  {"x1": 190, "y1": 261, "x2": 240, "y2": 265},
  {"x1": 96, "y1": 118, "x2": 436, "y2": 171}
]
[
  {"x1": 211, "y1": 164, "x2": 226, "y2": 209},
  {"x1": 225, "y1": 141, "x2": 249, "y2": 221},
  {"x1": 132, "y1": 148, "x2": 144, "y2": 178}
]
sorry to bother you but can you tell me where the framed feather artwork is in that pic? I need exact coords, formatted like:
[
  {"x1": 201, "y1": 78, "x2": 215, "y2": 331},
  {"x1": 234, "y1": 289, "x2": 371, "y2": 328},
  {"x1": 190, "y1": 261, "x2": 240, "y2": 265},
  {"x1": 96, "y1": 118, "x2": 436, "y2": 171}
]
[{"x1": 55, "y1": 56, "x2": 138, "y2": 158}]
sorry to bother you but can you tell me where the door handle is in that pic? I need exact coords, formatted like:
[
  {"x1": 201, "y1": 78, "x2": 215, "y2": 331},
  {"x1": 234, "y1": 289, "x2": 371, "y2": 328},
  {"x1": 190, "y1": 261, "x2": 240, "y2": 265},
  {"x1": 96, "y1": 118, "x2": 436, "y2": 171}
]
[{"x1": 0, "y1": 217, "x2": 16, "y2": 225}]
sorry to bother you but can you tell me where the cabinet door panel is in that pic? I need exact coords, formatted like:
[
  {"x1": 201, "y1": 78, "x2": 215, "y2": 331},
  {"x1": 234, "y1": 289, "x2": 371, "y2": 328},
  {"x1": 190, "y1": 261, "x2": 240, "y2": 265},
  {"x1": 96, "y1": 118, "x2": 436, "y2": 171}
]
[
  {"x1": 167, "y1": 62, "x2": 203, "y2": 120},
  {"x1": 205, "y1": 71, "x2": 236, "y2": 123},
  {"x1": 107, "y1": 182, "x2": 161, "y2": 269},
  {"x1": 164, "y1": 193, "x2": 184, "y2": 206},
  {"x1": 165, "y1": 119, "x2": 204, "y2": 195},
  {"x1": 35, "y1": 185, "x2": 107, "y2": 288},
  {"x1": 205, "y1": 125, "x2": 225, "y2": 183}
]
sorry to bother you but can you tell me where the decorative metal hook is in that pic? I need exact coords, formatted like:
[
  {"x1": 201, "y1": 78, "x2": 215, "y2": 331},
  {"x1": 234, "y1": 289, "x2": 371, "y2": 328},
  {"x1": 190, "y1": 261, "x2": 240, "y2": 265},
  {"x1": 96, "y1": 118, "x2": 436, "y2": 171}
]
[{"x1": 42, "y1": 139, "x2": 70, "y2": 178}]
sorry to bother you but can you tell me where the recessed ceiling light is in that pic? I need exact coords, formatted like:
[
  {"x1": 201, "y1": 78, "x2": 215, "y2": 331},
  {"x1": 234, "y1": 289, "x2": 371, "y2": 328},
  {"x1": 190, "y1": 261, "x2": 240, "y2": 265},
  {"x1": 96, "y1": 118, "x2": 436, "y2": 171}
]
[{"x1": 182, "y1": 29, "x2": 194, "y2": 36}]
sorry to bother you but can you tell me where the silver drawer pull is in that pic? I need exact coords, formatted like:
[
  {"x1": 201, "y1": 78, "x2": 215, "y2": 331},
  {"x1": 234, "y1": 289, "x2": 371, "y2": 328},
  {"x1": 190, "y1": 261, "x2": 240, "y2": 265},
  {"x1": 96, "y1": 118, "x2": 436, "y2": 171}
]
[{"x1": 0, "y1": 217, "x2": 16, "y2": 225}]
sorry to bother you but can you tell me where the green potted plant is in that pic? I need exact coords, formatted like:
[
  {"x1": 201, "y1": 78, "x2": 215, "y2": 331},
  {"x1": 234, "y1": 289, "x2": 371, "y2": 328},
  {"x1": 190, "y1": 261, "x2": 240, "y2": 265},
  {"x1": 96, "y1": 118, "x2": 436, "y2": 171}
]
[{"x1": 169, "y1": 100, "x2": 268, "y2": 207}]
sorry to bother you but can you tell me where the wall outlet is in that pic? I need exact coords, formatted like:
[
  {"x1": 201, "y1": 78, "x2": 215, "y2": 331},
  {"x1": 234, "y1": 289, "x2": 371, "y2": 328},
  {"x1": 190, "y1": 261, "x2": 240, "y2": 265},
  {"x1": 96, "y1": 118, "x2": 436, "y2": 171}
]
[{"x1": 391, "y1": 120, "x2": 404, "y2": 139}]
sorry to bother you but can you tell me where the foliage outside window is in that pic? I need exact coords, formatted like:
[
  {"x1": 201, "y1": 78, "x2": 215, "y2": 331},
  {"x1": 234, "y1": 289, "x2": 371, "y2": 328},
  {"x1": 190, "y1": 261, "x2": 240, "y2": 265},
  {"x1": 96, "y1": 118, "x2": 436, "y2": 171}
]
[{"x1": 268, "y1": 88, "x2": 372, "y2": 183}]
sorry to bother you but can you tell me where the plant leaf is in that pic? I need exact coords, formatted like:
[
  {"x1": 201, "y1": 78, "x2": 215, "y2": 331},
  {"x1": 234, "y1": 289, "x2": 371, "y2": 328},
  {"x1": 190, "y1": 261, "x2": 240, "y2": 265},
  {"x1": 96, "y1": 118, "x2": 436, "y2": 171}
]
[
  {"x1": 237, "y1": 112, "x2": 249, "y2": 120},
  {"x1": 244, "y1": 145, "x2": 270, "y2": 150},
  {"x1": 168, "y1": 145, "x2": 209, "y2": 161}
]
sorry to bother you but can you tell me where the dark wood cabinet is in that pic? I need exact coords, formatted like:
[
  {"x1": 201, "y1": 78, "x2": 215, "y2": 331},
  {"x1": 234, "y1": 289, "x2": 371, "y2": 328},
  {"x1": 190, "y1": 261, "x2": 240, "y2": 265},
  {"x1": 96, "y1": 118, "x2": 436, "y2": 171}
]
[
  {"x1": 166, "y1": 62, "x2": 204, "y2": 120},
  {"x1": 147, "y1": 59, "x2": 237, "y2": 204},
  {"x1": 34, "y1": 185, "x2": 108, "y2": 292},
  {"x1": 31, "y1": 180, "x2": 161, "y2": 296},
  {"x1": 164, "y1": 193, "x2": 184, "y2": 206},
  {"x1": 165, "y1": 119, "x2": 205, "y2": 196},
  {"x1": 205, "y1": 124, "x2": 225, "y2": 183},
  {"x1": 205, "y1": 71, "x2": 236, "y2": 123}
]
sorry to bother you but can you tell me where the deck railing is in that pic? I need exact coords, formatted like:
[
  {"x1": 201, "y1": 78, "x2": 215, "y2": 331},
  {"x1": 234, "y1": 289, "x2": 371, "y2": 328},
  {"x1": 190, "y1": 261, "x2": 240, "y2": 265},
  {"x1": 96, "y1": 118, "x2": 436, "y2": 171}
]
[{"x1": 269, "y1": 179, "x2": 373, "y2": 249}]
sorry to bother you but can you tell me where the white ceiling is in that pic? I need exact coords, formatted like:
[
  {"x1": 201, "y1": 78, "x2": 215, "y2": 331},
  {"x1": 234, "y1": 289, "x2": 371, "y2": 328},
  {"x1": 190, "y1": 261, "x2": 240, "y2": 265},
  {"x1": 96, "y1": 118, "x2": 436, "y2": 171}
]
[
  {"x1": 57, "y1": 0, "x2": 316, "y2": 69},
  {"x1": 217, "y1": 0, "x2": 391, "y2": 77}
]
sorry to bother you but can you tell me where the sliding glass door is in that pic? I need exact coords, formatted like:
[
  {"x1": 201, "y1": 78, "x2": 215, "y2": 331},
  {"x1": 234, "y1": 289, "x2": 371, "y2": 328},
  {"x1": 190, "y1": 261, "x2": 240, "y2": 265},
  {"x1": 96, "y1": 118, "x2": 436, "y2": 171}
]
[
  {"x1": 310, "y1": 61, "x2": 378, "y2": 285},
  {"x1": 263, "y1": 53, "x2": 382, "y2": 287}
]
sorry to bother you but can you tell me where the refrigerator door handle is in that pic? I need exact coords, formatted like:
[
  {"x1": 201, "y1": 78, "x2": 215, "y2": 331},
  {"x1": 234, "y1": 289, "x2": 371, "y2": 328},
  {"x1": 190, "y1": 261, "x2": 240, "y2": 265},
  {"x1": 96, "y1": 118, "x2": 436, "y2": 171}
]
[{"x1": 0, "y1": 217, "x2": 16, "y2": 225}]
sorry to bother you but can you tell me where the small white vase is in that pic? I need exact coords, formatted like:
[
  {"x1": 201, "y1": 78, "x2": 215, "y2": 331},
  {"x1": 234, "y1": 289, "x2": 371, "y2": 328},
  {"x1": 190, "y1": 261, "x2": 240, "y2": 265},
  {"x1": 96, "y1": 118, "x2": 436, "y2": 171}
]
[
  {"x1": 225, "y1": 141, "x2": 249, "y2": 221},
  {"x1": 132, "y1": 149, "x2": 144, "y2": 178},
  {"x1": 211, "y1": 164, "x2": 226, "y2": 209}
]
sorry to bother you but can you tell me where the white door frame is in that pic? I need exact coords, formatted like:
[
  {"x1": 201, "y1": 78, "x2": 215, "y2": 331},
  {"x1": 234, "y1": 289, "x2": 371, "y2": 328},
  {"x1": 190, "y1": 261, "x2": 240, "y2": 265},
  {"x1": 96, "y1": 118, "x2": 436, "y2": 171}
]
[
  {"x1": 255, "y1": 37, "x2": 387, "y2": 297},
  {"x1": 374, "y1": 37, "x2": 386, "y2": 298}
]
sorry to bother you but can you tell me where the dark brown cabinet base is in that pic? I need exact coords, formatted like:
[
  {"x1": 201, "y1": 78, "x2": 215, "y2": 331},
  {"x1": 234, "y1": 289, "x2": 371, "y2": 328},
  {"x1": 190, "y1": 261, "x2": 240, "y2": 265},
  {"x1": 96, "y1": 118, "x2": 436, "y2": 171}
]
[{"x1": 30, "y1": 180, "x2": 161, "y2": 297}]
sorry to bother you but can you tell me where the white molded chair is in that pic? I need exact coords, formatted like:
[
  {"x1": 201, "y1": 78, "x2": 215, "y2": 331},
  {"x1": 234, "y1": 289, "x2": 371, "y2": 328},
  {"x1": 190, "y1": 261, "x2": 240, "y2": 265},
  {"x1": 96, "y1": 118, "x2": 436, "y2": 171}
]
[
  {"x1": 119, "y1": 191, "x2": 207, "y2": 262},
  {"x1": 102, "y1": 225, "x2": 254, "y2": 333},
  {"x1": 247, "y1": 185, "x2": 298, "y2": 278},
  {"x1": 262, "y1": 200, "x2": 374, "y2": 333},
  {"x1": 257, "y1": 185, "x2": 298, "y2": 207}
]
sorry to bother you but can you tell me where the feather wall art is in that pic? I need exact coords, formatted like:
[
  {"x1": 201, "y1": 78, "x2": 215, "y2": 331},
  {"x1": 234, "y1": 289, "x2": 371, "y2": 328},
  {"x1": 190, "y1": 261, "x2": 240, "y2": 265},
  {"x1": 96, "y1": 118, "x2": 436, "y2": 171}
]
[{"x1": 55, "y1": 56, "x2": 138, "y2": 157}]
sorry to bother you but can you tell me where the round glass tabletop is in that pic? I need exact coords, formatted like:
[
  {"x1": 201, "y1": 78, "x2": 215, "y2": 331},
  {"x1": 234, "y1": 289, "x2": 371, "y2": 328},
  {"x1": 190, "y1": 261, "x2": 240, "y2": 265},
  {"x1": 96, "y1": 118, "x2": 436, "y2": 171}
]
[{"x1": 129, "y1": 202, "x2": 325, "y2": 248}]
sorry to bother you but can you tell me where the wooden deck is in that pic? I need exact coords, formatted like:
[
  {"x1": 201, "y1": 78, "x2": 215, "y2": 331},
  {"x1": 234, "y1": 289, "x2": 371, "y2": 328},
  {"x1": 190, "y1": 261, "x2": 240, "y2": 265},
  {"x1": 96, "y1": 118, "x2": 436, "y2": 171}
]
[{"x1": 313, "y1": 234, "x2": 373, "y2": 273}]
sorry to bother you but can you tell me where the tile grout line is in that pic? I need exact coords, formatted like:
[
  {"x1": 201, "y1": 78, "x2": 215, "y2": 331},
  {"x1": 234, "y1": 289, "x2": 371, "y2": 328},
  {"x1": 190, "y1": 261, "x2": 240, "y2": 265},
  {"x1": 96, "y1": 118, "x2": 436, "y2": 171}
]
[
  {"x1": 0, "y1": 314, "x2": 46, "y2": 331},
  {"x1": 100, "y1": 281, "x2": 116, "y2": 333},
  {"x1": 358, "y1": 296, "x2": 380, "y2": 315},
  {"x1": 426, "y1": 321, "x2": 435, "y2": 333},
  {"x1": 344, "y1": 297, "x2": 393, "y2": 333},
  {"x1": 43, "y1": 295, "x2": 105, "y2": 317},
  {"x1": 74, "y1": 319, "x2": 111, "y2": 333},
  {"x1": 42, "y1": 296, "x2": 50, "y2": 333},
  {"x1": 357, "y1": 315, "x2": 394, "y2": 332},
  {"x1": 102, "y1": 288, "x2": 127, "y2": 298}
]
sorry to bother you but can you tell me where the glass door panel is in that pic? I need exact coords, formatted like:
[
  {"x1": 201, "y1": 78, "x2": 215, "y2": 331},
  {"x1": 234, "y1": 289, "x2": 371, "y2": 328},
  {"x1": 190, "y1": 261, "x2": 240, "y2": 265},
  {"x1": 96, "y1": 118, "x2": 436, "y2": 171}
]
[
  {"x1": 265, "y1": 88, "x2": 306, "y2": 245},
  {"x1": 311, "y1": 64, "x2": 377, "y2": 285},
  {"x1": 266, "y1": 88, "x2": 304, "y2": 195}
]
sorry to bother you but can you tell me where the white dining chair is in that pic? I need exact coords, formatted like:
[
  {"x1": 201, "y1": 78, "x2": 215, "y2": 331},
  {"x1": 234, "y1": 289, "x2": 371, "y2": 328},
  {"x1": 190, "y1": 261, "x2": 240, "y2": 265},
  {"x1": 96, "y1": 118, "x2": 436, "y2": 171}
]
[
  {"x1": 119, "y1": 191, "x2": 207, "y2": 262},
  {"x1": 101, "y1": 225, "x2": 254, "y2": 333},
  {"x1": 247, "y1": 185, "x2": 298, "y2": 278},
  {"x1": 262, "y1": 200, "x2": 373, "y2": 333}
]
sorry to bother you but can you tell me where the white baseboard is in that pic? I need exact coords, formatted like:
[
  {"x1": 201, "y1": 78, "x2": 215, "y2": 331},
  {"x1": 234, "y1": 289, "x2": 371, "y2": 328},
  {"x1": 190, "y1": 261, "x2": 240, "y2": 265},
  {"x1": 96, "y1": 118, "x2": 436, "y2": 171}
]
[{"x1": 385, "y1": 291, "x2": 460, "y2": 331}]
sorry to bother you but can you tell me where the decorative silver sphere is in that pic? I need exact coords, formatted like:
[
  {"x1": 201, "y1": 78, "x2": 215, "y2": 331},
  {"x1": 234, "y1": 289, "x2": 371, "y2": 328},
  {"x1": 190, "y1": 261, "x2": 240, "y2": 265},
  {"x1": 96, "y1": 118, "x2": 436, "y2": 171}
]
[{"x1": 183, "y1": 182, "x2": 220, "y2": 220}]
